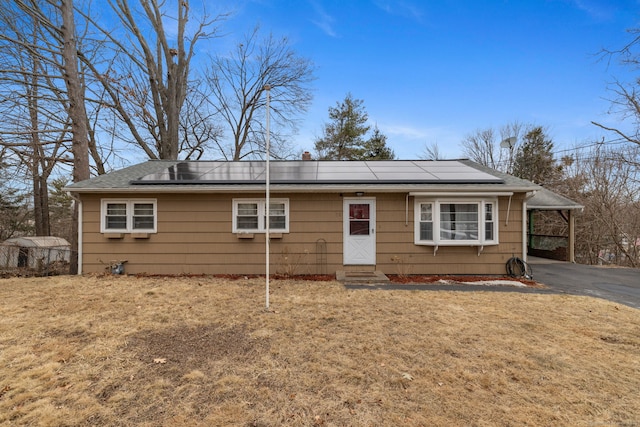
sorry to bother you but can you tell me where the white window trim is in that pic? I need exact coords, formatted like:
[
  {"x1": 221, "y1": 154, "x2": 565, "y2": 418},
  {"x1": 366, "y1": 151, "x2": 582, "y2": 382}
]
[
  {"x1": 232, "y1": 198, "x2": 289, "y2": 233},
  {"x1": 414, "y1": 198, "x2": 499, "y2": 246},
  {"x1": 101, "y1": 199, "x2": 158, "y2": 233}
]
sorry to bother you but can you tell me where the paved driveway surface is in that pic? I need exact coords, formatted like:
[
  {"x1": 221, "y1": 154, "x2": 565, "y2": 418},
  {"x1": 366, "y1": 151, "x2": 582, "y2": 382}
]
[{"x1": 529, "y1": 257, "x2": 640, "y2": 309}]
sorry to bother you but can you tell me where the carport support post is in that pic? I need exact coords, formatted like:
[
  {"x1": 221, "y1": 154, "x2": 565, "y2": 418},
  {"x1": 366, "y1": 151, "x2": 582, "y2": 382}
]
[
  {"x1": 568, "y1": 209, "x2": 576, "y2": 263},
  {"x1": 528, "y1": 210, "x2": 534, "y2": 250}
]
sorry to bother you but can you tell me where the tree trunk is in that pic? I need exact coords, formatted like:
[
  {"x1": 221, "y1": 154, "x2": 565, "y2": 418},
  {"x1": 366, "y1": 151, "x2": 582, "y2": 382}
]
[
  {"x1": 31, "y1": 175, "x2": 51, "y2": 236},
  {"x1": 27, "y1": 64, "x2": 51, "y2": 237},
  {"x1": 60, "y1": 0, "x2": 90, "y2": 273}
]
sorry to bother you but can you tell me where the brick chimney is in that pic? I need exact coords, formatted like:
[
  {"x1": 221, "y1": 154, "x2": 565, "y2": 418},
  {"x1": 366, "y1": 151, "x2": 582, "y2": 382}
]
[{"x1": 302, "y1": 151, "x2": 312, "y2": 160}]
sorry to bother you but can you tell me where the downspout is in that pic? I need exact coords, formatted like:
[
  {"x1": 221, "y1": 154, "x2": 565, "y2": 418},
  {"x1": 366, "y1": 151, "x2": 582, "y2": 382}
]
[
  {"x1": 528, "y1": 210, "x2": 534, "y2": 252},
  {"x1": 405, "y1": 193, "x2": 409, "y2": 226},
  {"x1": 522, "y1": 191, "x2": 537, "y2": 263},
  {"x1": 522, "y1": 197, "x2": 528, "y2": 262},
  {"x1": 77, "y1": 198, "x2": 83, "y2": 275}
]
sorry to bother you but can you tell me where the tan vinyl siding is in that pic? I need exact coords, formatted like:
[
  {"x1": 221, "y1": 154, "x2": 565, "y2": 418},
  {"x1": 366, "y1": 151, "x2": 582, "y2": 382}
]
[
  {"x1": 373, "y1": 193, "x2": 525, "y2": 276},
  {"x1": 79, "y1": 191, "x2": 526, "y2": 276}
]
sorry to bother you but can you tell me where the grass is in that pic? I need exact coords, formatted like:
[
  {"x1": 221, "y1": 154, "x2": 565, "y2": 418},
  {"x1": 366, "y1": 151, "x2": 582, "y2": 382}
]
[{"x1": 0, "y1": 275, "x2": 639, "y2": 426}]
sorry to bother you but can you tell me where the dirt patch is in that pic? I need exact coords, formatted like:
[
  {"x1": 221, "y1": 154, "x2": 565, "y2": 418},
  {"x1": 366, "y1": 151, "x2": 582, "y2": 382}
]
[
  {"x1": 127, "y1": 323, "x2": 269, "y2": 375},
  {"x1": 96, "y1": 323, "x2": 272, "y2": 424}
]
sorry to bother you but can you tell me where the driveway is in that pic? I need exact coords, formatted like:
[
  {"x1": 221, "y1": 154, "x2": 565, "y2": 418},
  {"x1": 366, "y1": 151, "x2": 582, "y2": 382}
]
[{"x1": 529, "y1": 257, "x2": 640, "y2": 310}]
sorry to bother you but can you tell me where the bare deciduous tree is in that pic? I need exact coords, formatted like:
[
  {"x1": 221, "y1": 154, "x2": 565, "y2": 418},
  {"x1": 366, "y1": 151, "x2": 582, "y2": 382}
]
[
  {"x1": 1, "y1": 0, "x2": 91, "y2": 271},
  {"x1": 461, "y1": 128, "x2": 499, "y2": 168},
  {"x1": 421, "y1": 142, "x2": 444, "y2": 160},
  {"x1": 205, "y1": 26, "x2": 316, "y2": 160},
  {"x1": 594, "y1": 29, "x2": 640, "y2": 154},
  {"x1": 60, "y1": 0, "x2": 90, "y2": 273},
  {"x1": 79, "y1": 0, "x2": 225, "y2": 160},
  {"x1": 60, "y1": 0, "x2": 90, "y2": 182},
  {"x1": 179, "y1": 87, "x2": 224, "y2": 160},
  {"x1": 461, "y1": 122, "x2": 525, "y2": 173},
  {"x1": 562, "y1": 144, "x2": 640, "y2": 266},
  {"x1": 0, "y1": 1, "x2": 77, "y2": 236}
]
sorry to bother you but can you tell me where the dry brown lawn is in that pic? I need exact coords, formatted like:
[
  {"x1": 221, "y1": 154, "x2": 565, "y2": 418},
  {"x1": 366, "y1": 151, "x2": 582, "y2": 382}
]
[{"x1": 0, "y1": 275, "x2": 639, "y2": 427}]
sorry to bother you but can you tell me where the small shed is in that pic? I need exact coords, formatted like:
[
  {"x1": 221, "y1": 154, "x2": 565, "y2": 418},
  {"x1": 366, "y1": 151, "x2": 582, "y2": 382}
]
[{"x1": 0, "y1": 236, "x2": 71, "y2": 270}]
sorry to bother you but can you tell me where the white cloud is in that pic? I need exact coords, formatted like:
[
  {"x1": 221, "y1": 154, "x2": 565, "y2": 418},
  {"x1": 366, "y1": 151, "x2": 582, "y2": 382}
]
[
  {"x1": 377, "y1": 123, "x2": 464, "y2": 159},
  {"x1": 565, "y1": 0, "x2": 614, "y2": 21},
  {"x1": 373, "y1": 0, "x2": 423, "y2": 21},
  {"x1": 383, "y1": 124, "x2": 429, "y2": 140},
  {"x1": 309, "y1": 1, "x2": 338, "y2": 37}
]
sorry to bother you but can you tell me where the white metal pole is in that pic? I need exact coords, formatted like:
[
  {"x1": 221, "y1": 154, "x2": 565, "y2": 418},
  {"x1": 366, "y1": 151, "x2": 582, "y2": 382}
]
[{"x1": 264, "y1": 84, "x2": 271, "y2": 310}]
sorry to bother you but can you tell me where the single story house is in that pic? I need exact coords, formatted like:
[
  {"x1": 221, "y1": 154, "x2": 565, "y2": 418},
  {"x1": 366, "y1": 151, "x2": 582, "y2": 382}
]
[{"x1": 65, "y1": 159, "x2": 543, "y2": 276}]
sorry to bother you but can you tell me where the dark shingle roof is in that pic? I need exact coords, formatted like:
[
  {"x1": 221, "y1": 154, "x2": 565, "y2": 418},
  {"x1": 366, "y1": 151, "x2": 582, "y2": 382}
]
[
  {"x1": 527, "y1": 187, "x2": 583, "y2": 210},
  {"x1": 65, "y1": 159, "x2": 542, "y2": 193},
  {"x1": 66, "y1": 160, "x2": 180, "y2": 190}
]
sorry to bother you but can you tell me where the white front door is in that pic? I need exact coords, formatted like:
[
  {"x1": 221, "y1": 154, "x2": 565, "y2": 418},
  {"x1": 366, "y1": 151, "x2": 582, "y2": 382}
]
[{"x1": 343, "y1": 198, "x2": 376, "y2": 265}]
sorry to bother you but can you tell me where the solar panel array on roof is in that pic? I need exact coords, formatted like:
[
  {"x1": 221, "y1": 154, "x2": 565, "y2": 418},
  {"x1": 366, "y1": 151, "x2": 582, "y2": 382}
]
[{"x1": 131, "y1": 160, "x2": 504, "y2": 185}]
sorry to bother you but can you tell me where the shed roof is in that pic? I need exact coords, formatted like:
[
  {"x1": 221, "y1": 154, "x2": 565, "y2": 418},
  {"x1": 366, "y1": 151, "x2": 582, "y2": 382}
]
[
  {"x1": 65, "y1": 159, "x2": 541, "y2": 194},
  {"x1": 1, "y1": 236, "x2": 71, "y2": 248},
  {"x1": 527, "y1": 187, "x2": 583, "y2": 211}
]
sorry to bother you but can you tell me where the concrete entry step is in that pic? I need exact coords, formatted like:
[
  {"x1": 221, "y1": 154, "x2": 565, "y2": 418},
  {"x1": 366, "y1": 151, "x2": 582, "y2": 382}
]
[{"x1": 336, "y1": 270, "x2": 390, "y2": 284}]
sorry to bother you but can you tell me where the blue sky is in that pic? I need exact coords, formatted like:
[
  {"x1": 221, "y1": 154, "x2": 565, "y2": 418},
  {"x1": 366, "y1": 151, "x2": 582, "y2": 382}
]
[{"x1": 214, "y1": 0, "x2": 639, "y2": 159}]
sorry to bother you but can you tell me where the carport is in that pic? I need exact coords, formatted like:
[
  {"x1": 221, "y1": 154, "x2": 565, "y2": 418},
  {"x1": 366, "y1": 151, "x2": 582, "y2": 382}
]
[{"x1": 527, "y1": 188, "x2": 583, "y2": 263}]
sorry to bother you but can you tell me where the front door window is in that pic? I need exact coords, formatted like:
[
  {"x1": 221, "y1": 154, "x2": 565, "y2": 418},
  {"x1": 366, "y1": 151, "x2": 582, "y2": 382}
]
[{"x1": 349, "y1": 204, "x2": 370, "y2": 235}]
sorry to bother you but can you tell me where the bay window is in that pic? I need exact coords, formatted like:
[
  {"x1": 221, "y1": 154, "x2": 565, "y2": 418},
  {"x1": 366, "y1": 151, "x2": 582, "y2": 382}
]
[{"x1": 415, "y1": 199, "x2": 498, "y2": 246}]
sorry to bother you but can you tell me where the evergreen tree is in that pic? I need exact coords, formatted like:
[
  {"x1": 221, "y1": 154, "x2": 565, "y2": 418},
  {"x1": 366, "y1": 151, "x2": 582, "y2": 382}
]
[
  {"x1": 512, "y1": 126, "x2": 562, "y2": 185},
  {"x1": 49, "y1": 177, "x2": 74, "y2": 242},
  {"x1": 314, "y1": 93, "x2": 370, "y2": 160},
  {"x1": 0, "y1": 188, "x2": 32, "y2": 241},
  {"x1": 361, "y1": 126, "x2": 395, "y2": 160},
  {"x1": 0, "y1": 157, "x2": 31, "y2": 240}
]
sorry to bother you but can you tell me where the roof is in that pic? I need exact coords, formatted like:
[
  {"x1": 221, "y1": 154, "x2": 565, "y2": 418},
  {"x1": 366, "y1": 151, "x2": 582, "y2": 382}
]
[
  {"x1": 1, "y1": 236, "x2": 71, "y2": 248},
  {"x1": 527, "y1": 187, "x2": 584, "y2": 210},
  {"x1": 65, "y1": 159, "x2": 541, "y2": 194}
]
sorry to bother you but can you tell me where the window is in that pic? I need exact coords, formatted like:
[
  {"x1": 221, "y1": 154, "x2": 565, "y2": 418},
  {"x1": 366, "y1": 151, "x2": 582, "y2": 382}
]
[
  {"x1": 233, "y1": 199, "x2": 289, "y2": 233},
  {"x1": 349, "y1": 203, "x2": 371, "y2": 235},
  {"x1": 101, "y1": 199, "x2": 157, "y2": 233},
  {"x1": 484, "y1": 203, "x2": 494, "y2": 241},
  {"x1": 419, "y1": 202, "x2": 433, "y2": 241},
  {"x1": 133, "y1": 203, "x2": 155, "y2": 229},
  {"x1": 440, "y1": 203, "x2": 478, "y2": 241},
  {"x1": 236, "y1": 202, "x2": 259, "y2": 230},
  {"x1": 415, "y1": 199, "x2": 498, "y2": 246}
]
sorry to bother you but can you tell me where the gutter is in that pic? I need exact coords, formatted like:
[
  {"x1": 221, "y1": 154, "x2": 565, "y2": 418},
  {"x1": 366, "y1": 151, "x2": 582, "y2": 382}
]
[
  {"x1": 409, "y1": 191, "x2": 515, "y2": 197},
  {"x1": 64, "y1": 184, "x2": 541, "y2": 195},
  {"x1": 527, "y1": 204, "x2": 585, "y2": 211}
]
